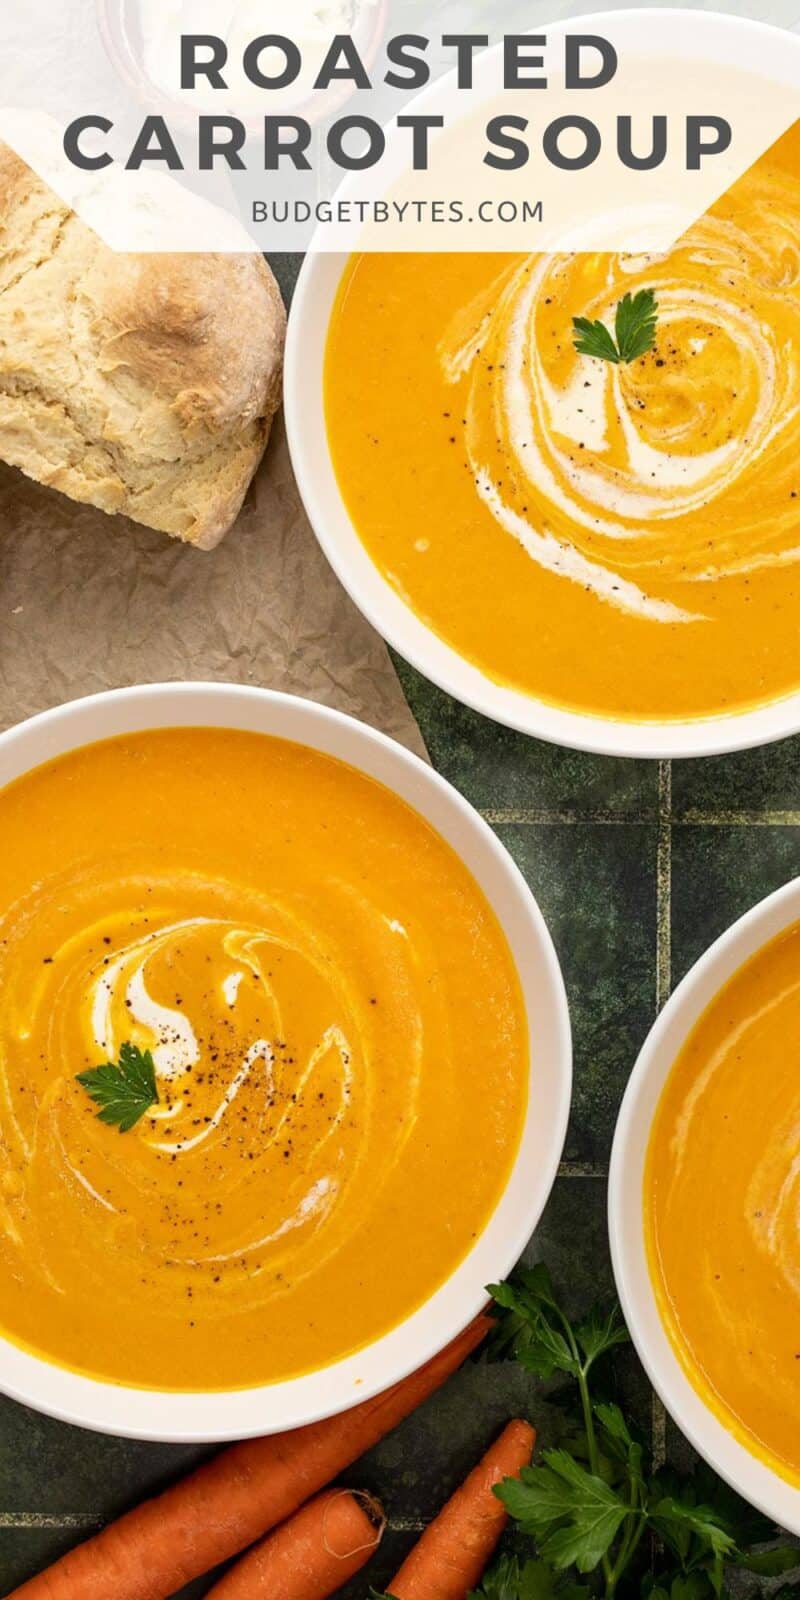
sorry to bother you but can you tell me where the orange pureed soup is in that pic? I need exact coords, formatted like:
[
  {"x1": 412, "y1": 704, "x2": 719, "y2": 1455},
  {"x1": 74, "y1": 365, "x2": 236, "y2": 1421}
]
[
  {"x1": 326, "y1": 123, "x2": 800, "y2": 722},
  {"x1": 0, "y1": 729, "x2": 528, "y2": 1390},
  {"x1": 646, "y1": 921, "x2": 800, "y2": 1482}
]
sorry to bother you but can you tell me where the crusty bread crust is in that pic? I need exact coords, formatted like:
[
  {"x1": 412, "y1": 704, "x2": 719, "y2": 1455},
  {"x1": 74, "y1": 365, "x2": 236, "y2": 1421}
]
[{"x1": 0, "y1": 145, "x2": 286, "y2": 547}]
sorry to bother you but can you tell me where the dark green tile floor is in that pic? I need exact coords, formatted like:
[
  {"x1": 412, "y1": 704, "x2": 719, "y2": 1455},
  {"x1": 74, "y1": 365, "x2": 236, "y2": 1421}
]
[{"x1": 2, "y1": 251, "x2": 798, "y2": 1593}]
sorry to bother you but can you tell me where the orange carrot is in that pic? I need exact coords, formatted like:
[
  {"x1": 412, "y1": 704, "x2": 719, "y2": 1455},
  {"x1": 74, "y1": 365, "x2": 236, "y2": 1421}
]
[
  {"x1": 8, "y1": 1315, "x2": 490, "y2": 1600},
  {"x1": 206, "y1": 1487, "x2": 385, "y2": 1598},
  {"x1": 387, "y1": 1418, "x2": 536, "y2": 1600}
]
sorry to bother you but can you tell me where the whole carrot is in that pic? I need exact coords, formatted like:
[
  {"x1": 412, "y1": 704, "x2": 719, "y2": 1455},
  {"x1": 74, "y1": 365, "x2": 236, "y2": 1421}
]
[
  {"x1": 206, "y1": 1487, "x2": 385, "y2": 1598},
  {"x1": 7, "y1": 1315, "x2": 489, "y2": 1600},
  {"x1": 387, "y1": 1418, "x2": 535, "y2": 1600}
]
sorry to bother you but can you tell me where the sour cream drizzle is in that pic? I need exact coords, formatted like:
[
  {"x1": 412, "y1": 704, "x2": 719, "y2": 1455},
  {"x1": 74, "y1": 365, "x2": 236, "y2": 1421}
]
[
  {"x1": 439, "y1": 164, "x2": 800, "y2": 622},
  {"x1": 0, "y1": 870, "x2": 428, "y2": 1308}
]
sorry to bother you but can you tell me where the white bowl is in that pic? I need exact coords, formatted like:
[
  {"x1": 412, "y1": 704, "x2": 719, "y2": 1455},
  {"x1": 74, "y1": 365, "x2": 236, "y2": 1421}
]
[
  {"x1": 284, "y1": 9, "x2": 800, "y2": 762},
  {"x1": 0, "y1": 681, "x2": 571, "y2": 1442},
  {"x1": 609, "y1": 877, "x2": 800, "y2": 1533}
]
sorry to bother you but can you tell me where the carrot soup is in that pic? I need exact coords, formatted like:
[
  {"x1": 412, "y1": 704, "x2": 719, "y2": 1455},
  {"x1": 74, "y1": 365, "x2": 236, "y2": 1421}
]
[
  {"x1": 646, "y1": 920, "x2": 800, "y2": 1483},
  {"x1": 0, "y1": 729, "x2": 528, "y2": 1390},
  {"x1": 326, "y1": 122, "x2": 800, "y2": 722}
]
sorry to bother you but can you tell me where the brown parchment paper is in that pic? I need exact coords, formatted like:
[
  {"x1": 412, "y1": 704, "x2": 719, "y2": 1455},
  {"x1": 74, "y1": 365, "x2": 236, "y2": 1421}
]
[{"x1": 0, "y1": 419, "x2": 428, "y2": 760}]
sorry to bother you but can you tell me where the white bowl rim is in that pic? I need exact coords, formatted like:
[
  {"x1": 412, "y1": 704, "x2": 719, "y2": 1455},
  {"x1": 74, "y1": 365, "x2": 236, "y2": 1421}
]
[
  {"x1": 609, "y1": 875, "x2": 800, "y2": 1533},
  {"x1": 284, "y1": 7, "x2": 800, "y2": 762},
  {"x1": 0, "y1": 680, "x2": 571, "y2": 1442}
]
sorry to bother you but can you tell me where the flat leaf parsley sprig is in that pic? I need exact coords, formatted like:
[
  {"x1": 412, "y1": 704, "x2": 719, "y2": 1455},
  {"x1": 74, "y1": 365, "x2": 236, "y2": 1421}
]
[
  {"x1": 573, "y1": 289, "x2": 659, "y2": 366},
  {"x1": 475, "y1": 1266, "x2": 798, "y2": 1600},
  {"x1": 76, "y1": 1041, "x2": 159, "y2": 1132}
]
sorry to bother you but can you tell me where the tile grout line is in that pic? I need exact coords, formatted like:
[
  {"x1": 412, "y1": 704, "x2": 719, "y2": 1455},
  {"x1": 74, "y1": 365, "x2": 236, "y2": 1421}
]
[
  {"x1": 482, "y1": 807, "x2": 800, "y2": 828},
  {"x1": 676, "y1": 809, "x2": 800, "y2": 825},
  {"x1": 651, "y1": 759, "x2": 672, "y2": 1471},
  {"x1": 655, "y1": 761, "x2": 673, "y2": 1015},
  {"x1": 482, "y1": 808, "x2": 636, "y2": 825},
  {"x1": 0, "y1": 1510, "x2": 432, "y2": 1533},
  {"x1": 0, "y1": 1513, "x2": 102, "y2": 1529}
]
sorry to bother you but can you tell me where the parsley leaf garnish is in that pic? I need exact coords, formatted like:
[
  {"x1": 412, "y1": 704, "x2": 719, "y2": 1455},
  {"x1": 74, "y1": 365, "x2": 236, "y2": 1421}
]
[
  {"x1": 76, "y1": 1042, "x2": 159, "y2": 1133},
  {"x1": 573, "y1": 289, "x2": 659, "y2": 365}
]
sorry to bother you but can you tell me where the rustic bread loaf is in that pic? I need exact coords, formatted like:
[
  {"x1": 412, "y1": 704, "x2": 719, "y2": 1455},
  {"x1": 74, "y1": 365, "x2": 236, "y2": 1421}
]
[{"x1": 0, "y1": 145, "x2": 285, "y2": 548}]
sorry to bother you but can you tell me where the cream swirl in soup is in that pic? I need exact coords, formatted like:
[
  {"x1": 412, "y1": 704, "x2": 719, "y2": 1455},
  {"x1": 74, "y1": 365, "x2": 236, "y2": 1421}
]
[
  {"x1": 440, "y1": 168, "x2": 800, "y2": 622},
  {"x1": 326, "y1": 122, "x2": 800, "y2": 720},
  {"x1": 0, "y1": 871, "x2": 421, "y2": 1318}
]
